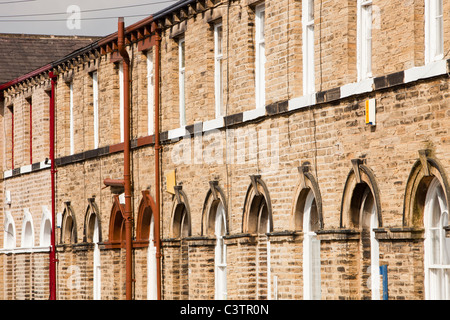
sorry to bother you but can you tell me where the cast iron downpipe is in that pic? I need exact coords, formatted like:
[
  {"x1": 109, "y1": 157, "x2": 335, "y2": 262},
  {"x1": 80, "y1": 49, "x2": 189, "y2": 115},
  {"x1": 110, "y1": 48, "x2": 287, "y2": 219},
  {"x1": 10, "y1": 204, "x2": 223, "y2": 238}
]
[
  {"x1": 152, "y1": 21, "x2": 162, "y2": 300},
  {"x1": 49, "y1": 71, "x2": 57, "y2": 300},
  {"x1": 118, "y1": 17, "x2": 134, "y2": 300}
]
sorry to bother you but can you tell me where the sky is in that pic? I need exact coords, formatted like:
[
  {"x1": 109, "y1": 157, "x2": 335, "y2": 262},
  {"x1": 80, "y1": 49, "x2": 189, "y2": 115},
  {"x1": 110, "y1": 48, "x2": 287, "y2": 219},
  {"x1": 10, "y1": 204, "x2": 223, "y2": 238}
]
[{"x1": 0, "y1": 0, "x2": 178, "y2": 36}]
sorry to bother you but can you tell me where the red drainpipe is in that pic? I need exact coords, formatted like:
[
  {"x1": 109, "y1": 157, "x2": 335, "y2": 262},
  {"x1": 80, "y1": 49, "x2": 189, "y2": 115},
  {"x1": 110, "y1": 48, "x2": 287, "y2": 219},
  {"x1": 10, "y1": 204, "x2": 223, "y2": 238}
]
[
  {"x1": 49, "y1": 71, "x2": 58, "y2": 300},
  {"x1": 117, "y1": 17, "x2": 134, "y2": 300},
  {"x1": 152, "y1": 21, "x2": 162, "y2": 300}
]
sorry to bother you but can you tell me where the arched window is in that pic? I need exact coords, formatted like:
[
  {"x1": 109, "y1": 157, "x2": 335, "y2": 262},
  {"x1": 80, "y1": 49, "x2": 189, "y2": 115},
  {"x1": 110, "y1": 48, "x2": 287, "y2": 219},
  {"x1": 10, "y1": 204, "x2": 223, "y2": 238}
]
[
  {"x1": 93, "y1": 215, "x2": 101, "y2": 300},
  {"x1": 147, "y1": 214, "x2": 157, "y2": 300},
  {"x1": 243, "y1": 175, "x2": 273, "y2": 299},
  {"x1": 293, "y1": 164, "x2": 323, "y2": 300},
  {"x1": 302, "y1": 189, "x2": 321, "y2": 300},
  {"x1": 84, "y1": 198, "x2": 102, "y2": 300},
  {"x1": 170, "y1": 185, "x2": 191, "y2": 299},
  {"x1": 136, "y1": 190, "x2": 158, "y2": 300},
  {"x1": 215, "y1": 202, "x2": 227, "y2": 300},
  {"x1": 107, "y1": 196, "x2": 125, "y2": 248},
  {"x1": 202, "y1": 181, "x2": 228, "y2": 300},
  {"x1": 40, "y1": 206, "x2": 52, "y2": 248},
  {"x1": 171, "y1": 186, "x2": 191, "y2": 239},
  {"x1": 403, "y1": 151, "x2": 450, "y2": 299},
  {"x1": 174, "y1": 203, "x2": 190, "y2": 238},
  {"x1": 424, "y1": 177, "x2": 450, "y2": 300},
  {"x1": 358, "y1": 184, "x2": 380, "y2": 300},
  {"x1": 243, "y1": 175, "x2": 273, "y2": 235},
  {"x1": 341, "y1": 160, "x2": 381, "y2": 300},
  {"x1": 61, "y1": 202, "x2": 77, "y2": 244},
  {"x1": 21, "y1": 209, "x2": 34, "y2": 248},
  {"x1": 4, "y1": 211, "x2": 16, "y2": 249}
]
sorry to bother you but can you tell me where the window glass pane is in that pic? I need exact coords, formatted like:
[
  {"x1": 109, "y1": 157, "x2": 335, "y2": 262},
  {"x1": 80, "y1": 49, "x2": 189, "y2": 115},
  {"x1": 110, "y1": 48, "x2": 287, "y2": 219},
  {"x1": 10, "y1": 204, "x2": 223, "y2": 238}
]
[
  {"x1": 260, "y1": 10, "x2": 265, "y2": 41},
  {"x1": 308, "y1": 0, "x2": 314, "y2": 22},
  {"x1": 180, "y1": 40, "x2": 185, "y2": 69},
  {"x1": 217, "y1": 25, "x2": 223, "y2": 55},
  {"x1": 436, "y1": 15, "x2": 443, "y2": 55}
]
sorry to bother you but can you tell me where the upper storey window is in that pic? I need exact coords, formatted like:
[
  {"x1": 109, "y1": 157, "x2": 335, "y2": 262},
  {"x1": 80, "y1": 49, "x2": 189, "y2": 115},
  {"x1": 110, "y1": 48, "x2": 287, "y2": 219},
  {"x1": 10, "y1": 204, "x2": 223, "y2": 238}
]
[
  {"x1": 92, "y1": 71, "x2": 99, "y2": 149},
  {"x1": 303, "y1": 0, "x2": 315, "y2": 95},
  {"x1": 255, "y1": 3, "x2": 266, "y2": 109},
  {"x1": 357, "y1": 0, "x2": 372, "y2": 81},
  {"x1": 214, "y1": 23, "x2": 224, "y2": 118},
  {"x1": 147, "y1": 51, "x2": 155, "y2": 135},
  {"x1": 179, "y1": 38, "x2": 186, "y2": 127},
  {"x1": 425, "y1": 0, "x2": 444, "y2": 63}
]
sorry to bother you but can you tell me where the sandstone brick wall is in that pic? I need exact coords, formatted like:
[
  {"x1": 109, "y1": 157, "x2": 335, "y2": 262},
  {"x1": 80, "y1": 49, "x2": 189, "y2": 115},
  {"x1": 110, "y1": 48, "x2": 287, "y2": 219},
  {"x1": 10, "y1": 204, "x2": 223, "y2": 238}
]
[{"x1": 1, "y1": 0, "x2": 450, "y2": 301}]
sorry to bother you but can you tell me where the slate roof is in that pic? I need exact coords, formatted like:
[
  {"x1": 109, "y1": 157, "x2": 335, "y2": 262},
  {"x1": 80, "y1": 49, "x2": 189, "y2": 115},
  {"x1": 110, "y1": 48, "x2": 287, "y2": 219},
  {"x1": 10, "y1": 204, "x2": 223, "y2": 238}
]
[{"x1": 0, "y1": 33, "x2": 99, "y2": 85}]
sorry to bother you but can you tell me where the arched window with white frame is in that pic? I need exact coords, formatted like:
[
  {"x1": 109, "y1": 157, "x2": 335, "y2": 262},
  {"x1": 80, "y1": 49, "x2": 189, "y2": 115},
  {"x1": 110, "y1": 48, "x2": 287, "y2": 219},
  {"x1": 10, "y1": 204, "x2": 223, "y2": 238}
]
[
  {"x1": 40, "y1": 206, "x2": 52, "y2": 248},
  {"x1": 92, "y1": 214, "x2": 101, "y2": 300},
  {"x1": 215, "y1": 202, "x2": 227, "y2": 300},
  {"x1": 424, "y1": 177, "x2": 450, "y2": 300},
  {"x1": 21, "y1": 209, "x2": 34, "y2": 248},
  {"x1": 302, "y1": 189, "x2": 321, "y2": 300},
  {"x1": 4, "y1": 211, "x2": 16, "y2": 249},
  {"x1": 147, "y1": 214, "x2": 157, "y2": 300}
]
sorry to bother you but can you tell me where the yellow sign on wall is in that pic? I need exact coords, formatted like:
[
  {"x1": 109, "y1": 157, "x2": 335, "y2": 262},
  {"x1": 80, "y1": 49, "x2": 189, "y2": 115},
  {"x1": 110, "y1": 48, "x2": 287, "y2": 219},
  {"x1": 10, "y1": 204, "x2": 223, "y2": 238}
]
[{"x1": 165, "y1": 169, "x2": 176, "y2": 194}]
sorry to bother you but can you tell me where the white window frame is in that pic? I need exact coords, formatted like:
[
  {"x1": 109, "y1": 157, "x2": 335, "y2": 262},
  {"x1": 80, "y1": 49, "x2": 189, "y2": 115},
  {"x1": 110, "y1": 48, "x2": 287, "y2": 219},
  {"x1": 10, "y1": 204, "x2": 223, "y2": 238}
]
[
  {"x1": 255, "y1": 3, "x2": 266, "y2": 109},
  {"x1": 147, "y1": 50, "x2": 155, "y2": 136},
  {"x1": 39, "y1": 206, "x2": 52, "y2": 248},
  {"x1": 93, "y1": 215, "x2": 102, "y2": 300},
  {"x1": 119, "y1": 62, "x2": 125, "y2": 143},
  {"x1": 69, "y1": 82, "x2": 75, "y2": 155},
  {"x1": 147, "y1": 215, "x2": 157, "y2": 300},
  {"x1": 215, "y1": 202, "x2": 227, "y2": 300},
  {"x1": 214, "y1": 23, "x2": 224, "y2": 118},
  {"x1": 21, "y1": 208, "x2": 34, "y2": 248},
  {"x1": 179, "y1": 38, "x2": 186, "y2": 127},
  {"x1": 424, "y1": 177, "x2": 450, "y2": 300},
  {"x1": 4, "y1": 211, "x2": 16, "y2": 249},
  {"x1": 302, "y1": 0, "x2": 315, "y2": 95},
  {"x1": 92, "y1": 71, "x2": 99, "y2": 149},
  {"x1": 357, "y1": 0, "x2": 373, "y2": 81},
  {"x1": 425, "y1": 0, "x2": 444, "y2": 64},
  {"x1": 302, "y1": 190, "x2": 321, "y2": 300}
]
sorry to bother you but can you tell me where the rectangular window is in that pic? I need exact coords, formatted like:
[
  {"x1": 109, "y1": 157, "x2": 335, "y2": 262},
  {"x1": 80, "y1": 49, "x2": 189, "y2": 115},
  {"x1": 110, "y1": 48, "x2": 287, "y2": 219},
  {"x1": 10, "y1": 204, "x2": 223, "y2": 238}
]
[
  {"x1": 179, "y1": 38, "x2": 186, "y2": 126},
  {"x1": 27, "y1": 98, "x2": 33, "y2": 164},
  {"x1": 255, "y1": 3, "x2": 266, "y2": 109},
  {"x1": 69, "y1": 82, "x2": 75, "y2": 155},
  {"x1": 425, "y1": 0, "x2": 444, "y2": 63},
  {"x1": 214, "y1": 23, "x2": 224, "y2": 118},
  {"x1": 119, "y1": 62, "x2": 124, "y2": 143},
  {"x1": 147, "y1": 50, "x2": 155, "y2": 135},
  {"x1": 358, "y1": 0, "x2": 372, "y2": 80},
  {"x1": 303, "y1": 0, "x2": 315, "y2": 95},
  {"x1": 8, "y1": 106, "x2": 14, "y2": 169},
  {"x1": 92, "y1": 71, "x2": 99, "y2": 149}
]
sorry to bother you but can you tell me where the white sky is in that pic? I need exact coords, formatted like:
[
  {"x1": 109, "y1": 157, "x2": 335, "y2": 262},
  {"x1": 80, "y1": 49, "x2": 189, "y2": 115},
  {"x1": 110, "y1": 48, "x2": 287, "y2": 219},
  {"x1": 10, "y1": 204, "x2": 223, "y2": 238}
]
[{"x1": 0, "y1": 0, "x2": 177, "y2": 36}]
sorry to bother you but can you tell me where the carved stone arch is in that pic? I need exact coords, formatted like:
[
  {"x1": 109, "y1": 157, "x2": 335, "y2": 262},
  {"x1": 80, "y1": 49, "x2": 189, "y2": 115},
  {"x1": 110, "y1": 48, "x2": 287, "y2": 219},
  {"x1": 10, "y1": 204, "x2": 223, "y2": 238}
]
[
  {"x1": 61, "y1": 201, "x2": 78, "y2": 244},
  {"x1": 242, "y1": 175, "x2": 273, "y2": 234},
  {"x1": 403, "y1": 150, "x2": 450, "y2": 228},
  {"x1": 136, "y1": 190, "x2": 157, "y2": 243},
  {"x1": 201, "y1": 181, "x2": 229, "y2": 236},
  {"x1": 292, "y1": 163, "x2": 324, "y2": 231},
  {"x1": 340, "y1": 160, "x2": 382, "y2": 229},
  {"x1": 170, "y1": 185, "x2": 191, "y2": 238},
  {"x1": 84, "y1": 197, "x2": 102, "y2": 243}
]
